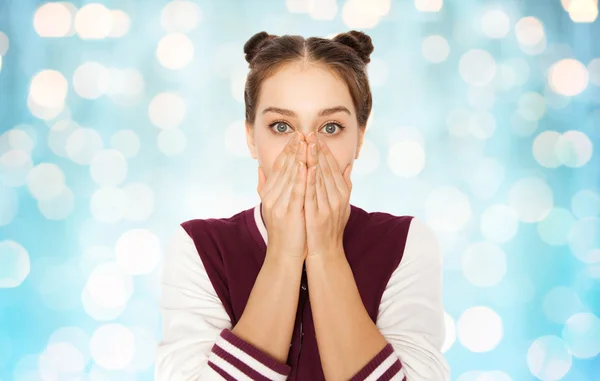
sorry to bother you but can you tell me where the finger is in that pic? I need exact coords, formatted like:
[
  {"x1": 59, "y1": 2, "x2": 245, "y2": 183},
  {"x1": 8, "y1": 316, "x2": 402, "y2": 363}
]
[
  {"x1": 261, "y1": 134, "x2": 299, "y2": 199},
  {"x1": 316, "y1": 139, "x2": 341, "y2": 206},
  {"x1": 317, "y1": 139, "x2": 348, "y2": 198},
  {"x1": 343, "y1": 162, "x2": 353, "y2": 192},
  {"x1": 305, "y1": 164, "x2": 318, "y2": 216},
  {"x1": 278, "y1": 140, "x2": 306, "y2": 209},
  {"x1": 257, "y1": 165, "x2": 267, "y2": 194},
  {"x1": 306, "y1": 133, "x2": 318, "y2": 170},
  {"x1": 315, "y1": 163, "x2": 330, "y2": 213},
  {"x1": 289, "y1": 160, "x2": 307, "y2": 214}
]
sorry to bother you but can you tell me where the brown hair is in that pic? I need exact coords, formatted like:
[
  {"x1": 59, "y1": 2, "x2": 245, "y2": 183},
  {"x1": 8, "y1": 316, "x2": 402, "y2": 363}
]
[{"x1": 243, "y1": 30, "x2": 374, "y2": 129}]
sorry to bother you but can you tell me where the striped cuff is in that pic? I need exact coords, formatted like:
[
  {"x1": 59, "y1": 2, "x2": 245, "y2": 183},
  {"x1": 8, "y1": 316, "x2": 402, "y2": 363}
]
[
  {"x1": 207, "y1": 329, "x2": 291, "y2": 381},
  {"x1": 349, "y1": 343, "x2": 406, "y2": 381}
]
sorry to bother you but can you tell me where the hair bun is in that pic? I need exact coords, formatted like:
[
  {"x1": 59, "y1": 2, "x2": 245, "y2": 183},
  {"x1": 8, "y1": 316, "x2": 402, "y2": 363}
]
[
  {"x1": 244, "y1": 31, "x2": 276, "y2": 64},
  {"x1": 332, "y1": 30, "x2": 374, "y2": 64}
]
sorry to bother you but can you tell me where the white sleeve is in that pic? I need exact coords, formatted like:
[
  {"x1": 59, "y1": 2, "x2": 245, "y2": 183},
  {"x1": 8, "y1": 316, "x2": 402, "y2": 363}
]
[
  {"x1": 155, "y1": 225, "x2": 230, "y2": 381},
  {"x1": 376, "y1": 217, "x2": 451, "y2": 381}
]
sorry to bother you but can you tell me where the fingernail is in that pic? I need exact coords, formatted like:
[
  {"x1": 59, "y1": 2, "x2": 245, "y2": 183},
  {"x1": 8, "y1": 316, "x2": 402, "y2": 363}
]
[
  {"x1": 310, "y1": 143, "x2": 317, "y2": 155},
  {"x1": 299, "y1": 141, "x2": 305, "y2": 152}
]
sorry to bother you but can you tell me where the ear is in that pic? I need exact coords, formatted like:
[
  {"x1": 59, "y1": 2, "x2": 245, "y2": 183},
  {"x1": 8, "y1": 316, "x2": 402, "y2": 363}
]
[
  {"x1": 245, "y1": 121, "x2": 257, "y2": 160},
  {"x1": 355, "y1": 127, "x2": 365, "y2": 159}
]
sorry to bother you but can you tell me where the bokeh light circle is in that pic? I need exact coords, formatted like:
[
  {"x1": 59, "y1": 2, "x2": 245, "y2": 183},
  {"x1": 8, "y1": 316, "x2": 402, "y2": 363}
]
[
  {"x1": 537, "y1": 207, "x2": 575, "y2": 246},
  {"x1": 0, "y1": 240, "x2": 30, "y2": 288},
  {"x1": 480, "y1": 204, "x2": 519, "y2": 243},
  {"x1": 89, "y1": 324, "x2": 136, "y2": 370},
  {"x1": 548, "y1": 59, "x2": 588, "y2": 96},
  {"x1": 156, "y1": 33, "x2": 194, "y2": 70},
  {"x1": 562, "y1": 313, "x2": 600, "y2": 359},
  {"x1": 115, "y1": 229, "x2": 161, "y2": 275},
  {"x1": 508, "y1": 177, "x2": 553, "y2": 223},
  {"x1": 568, "y1": 217, "x2": 600, "y2": 264},
  {"x1": 457, "y1": 306, "x2": 503, "y2": 352},
  {"x1": 425, "y1": 186, "x2": 472, "y2": 232},
  {"x1": 462, "y1": 241, "x2": 507, "y2": 287},
  {"x1": 459, "y1": 49, "x2": 497, "y2": 86},
  {"x1": 527, "y1": 335, "x2": 572, "y2": 381}
]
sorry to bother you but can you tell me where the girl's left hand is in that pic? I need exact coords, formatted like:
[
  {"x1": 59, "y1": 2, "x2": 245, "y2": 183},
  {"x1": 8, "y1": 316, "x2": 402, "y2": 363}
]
[{"x1": 304, "y1": 135, "x2": 353, "y2": 261}]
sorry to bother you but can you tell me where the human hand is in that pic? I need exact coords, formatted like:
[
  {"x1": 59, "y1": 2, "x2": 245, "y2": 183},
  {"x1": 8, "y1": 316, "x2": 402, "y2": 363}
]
[
  {"x1": 303, "y1": 133, "x2": 352, "y2": 261},
  {"x1": 257, "y1": 133, "x2": 309, "y2": 262}
]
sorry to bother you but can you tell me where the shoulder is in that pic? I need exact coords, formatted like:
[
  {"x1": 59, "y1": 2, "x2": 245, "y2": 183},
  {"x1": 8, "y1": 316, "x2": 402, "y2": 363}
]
[{"x1": 180, "y1": 207, "x2": 249, "y2": 241}]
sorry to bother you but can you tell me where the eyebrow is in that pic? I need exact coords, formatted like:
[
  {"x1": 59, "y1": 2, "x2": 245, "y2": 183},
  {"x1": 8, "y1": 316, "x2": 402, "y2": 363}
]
[{"x1": 261, "y1": 106, "x2": 351, "y2": 117}]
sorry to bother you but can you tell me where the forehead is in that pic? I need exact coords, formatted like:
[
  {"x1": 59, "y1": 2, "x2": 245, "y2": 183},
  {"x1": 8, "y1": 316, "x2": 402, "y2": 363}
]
[{"x1": 256, "y1": 62, "x2": 355, "y2": 116}]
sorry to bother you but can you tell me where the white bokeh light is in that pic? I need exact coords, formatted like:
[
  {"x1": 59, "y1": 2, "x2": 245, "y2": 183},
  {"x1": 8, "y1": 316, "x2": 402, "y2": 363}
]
[
  {"x1": 518, "y1": 92, "x2": 546, "y2": 121},
  {"x1": 388, "y1": 140, "x2": 426, "y2": 178},
  {"x1": 75, "y1": 3, "x2": 113, "y2": 39},
  {"x1": 568, "y1": 0, "x2": 599, "y2": 23},
  {"x1": 562, "y1": 313, "x2": 600, "y2": 359},
  {"x1": 115, "y1": 229, "x2": 161, "y2": 275},
  {"x1": 589, "y1": 58, "x2": 600, "y2": 86},
  {"x1": 571, "y1": 189, "x2": 600, "y2": 219},
  {"x1": 38, "y1": 186, "x2": 75, "y2": 220},
  {"x1": 480, "y1": 204, "x2": 519, "y2": 243},
  {"x1": 537, "y1": 207, "x2": 575, "y2": 246},
  {"x1": 27, "y1": 163, "x2": 66, "y2": 201},
  {"x1": 543, "y1": 287, "x2": 587, "y2": 324},
  {"x1": 2, "y1": 128, "x2": 35, "y2": 154},
  {"x1": 48, "y1": 326, "x2": 91, "y2": 368},
  {"x1": 462, "y1": 241, "x2": 507, "y2": 287},
  {"x1": 123, "y1": 183, "x2": 155, "y2": 221},
  {"x1": 367, "y1": 57, "x2": 389, "y2": 87},
  {"x1": 156, "y1": 33, "x2": 194, "y2": 70},
  {"x1": 0, "y1": 184, "x2": 18, "y2": 226},
  {"x1": 533, "y1": 131, "x2": 562, "y2": 168},
  {"x1": 415, "y1": 0, "x2": 443, "y2": 12},
  {"x1": 548, "y1": 59, "x2": 589, "y2": 96},
  {"x1": 149, "y1": 92, "x2": 187, "y2": 130},
  {"x1": 0, "y1": 240, "x2": 30, "y2": 288},
  {"x1": 481, "y1": 9, "x2": 511, "y2": 39},
  {"x1": 90, "y1": 186, "x2": 127, "y2": 223},
  {"x1": 110, "y1": 130, "x2": 140, "y2": 158},
  {"x1": 89, "y1": 324, "x2": 136, "y2": 370},
  {"x1": 224, "y1": 119, "x2": 251, "y2": 158},
  {"x1": 34, "y1": 2, "x2": 73, "y2": 38},
  {"x1": 106, "y1": 68, "x2": 145, "y2": 105},
  {"x1": 84, "y1": 262, "x2": 133, "y2": 309},
  {"x1": 342, "y1": 0, "x2": 383, "y2": 29},
  {"x1": 73, "y1": 62, "x2": 111, "y2": 99},
  {"x1": 459, "y1": 49, "x2": 496, "y2": 86},
  {"x1": 309, "y1": 0, "x2": 338, "y2": 20},
  {"x1": 425, "y1": 186, "x2": 472, "y2": 232},
  {"x1": 127, "y1": 326, "x2": 158, "y2": 371},
  {"x1": 457, "y1": 306, "x2": 503, "y2": 352},
  {"x1": 421, "y1": 35, "x2": 450, "y2": 63},
  {"x1": 0, "y1": 149, "x2": 33, "y2": 187},
  {"x1": 555, "y1": 130, "x2": 593, "y2": 168},
  {"x1": 0, "y1": 31, "x2": 8, "y2": 55},
  {"x1": 108, "y1": 10, "x2": 131, "y2": 38},
  {"x1": 441, "y1": 311, "x2": 456, "y2": 353},
  {"x1": 90, "y1": 149, "x2": 128, "y2": 186},
  {"x1": 157, "y1": 128, "x2": 187, "y2": 156},
  {"x1": 527, "y1": 335, "x2": 572, "y2": 381},
  {"x1": 515, "y1": 16, "x2": 545, "y2": 46},
  {"x1": 29, "y1": 70, "x2": 68, "y2": 109},
  {"x1": 160, "y1": 0, "x2": 202, "y2": 33},
  {"x1": 508, "y1": 177, "x2": 553, "y2": 223},
  {"x1": 48, "y1": 120, "x2": 78, "y2": 157},
  {"x1": 39, "y1": 342, "x2": 86, "y2": 380},
  {"x1": 66, "y1": 127, "x2": 104, "y2": 165},
  {"x1": 352, "y1": 138, "x2": 380, "y2": 176},
  {"x1": 568, "y1": 217, "x2": 600, "y2": 264}
]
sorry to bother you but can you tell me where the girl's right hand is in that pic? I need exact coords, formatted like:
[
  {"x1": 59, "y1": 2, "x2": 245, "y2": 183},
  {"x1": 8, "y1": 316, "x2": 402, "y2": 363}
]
[{"x1": 257, "y1": 133, "x2": 308, "y2": 262}]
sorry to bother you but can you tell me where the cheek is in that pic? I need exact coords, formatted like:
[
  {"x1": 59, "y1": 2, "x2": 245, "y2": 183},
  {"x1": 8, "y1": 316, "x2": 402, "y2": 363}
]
[{"x1": 256, "y1": 145, "x2": 286, "y2": 177}]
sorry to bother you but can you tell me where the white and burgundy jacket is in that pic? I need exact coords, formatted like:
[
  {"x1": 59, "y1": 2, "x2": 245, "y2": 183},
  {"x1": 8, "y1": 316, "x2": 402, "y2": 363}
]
[{"x1": 155, "y1": 203, "x2": 450, "y2": 380}]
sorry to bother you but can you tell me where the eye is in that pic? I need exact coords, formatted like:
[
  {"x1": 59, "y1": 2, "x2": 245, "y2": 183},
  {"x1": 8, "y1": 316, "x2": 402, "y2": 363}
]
[
  {"x1": 320, "y1": 122, "x2": 345, "y2": 135},
  {"x1": 268, "y1": 120, "x2": 293, "y2": 135}
]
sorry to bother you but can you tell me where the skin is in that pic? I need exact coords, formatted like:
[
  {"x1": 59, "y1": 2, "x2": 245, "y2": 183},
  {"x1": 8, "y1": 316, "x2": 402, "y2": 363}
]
[
  {"x1": 245, "y1": 60, "x2": 365, "y2": 177},
  {"x1": 236, "y1": 60, "x2": 388, "y2": 380}
]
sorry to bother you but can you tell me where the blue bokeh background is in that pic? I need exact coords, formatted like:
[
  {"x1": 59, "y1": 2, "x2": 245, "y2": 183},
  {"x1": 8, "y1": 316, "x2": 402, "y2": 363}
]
[{"x1": 0, "y1": 0, "x2": 599, "y2": 380}]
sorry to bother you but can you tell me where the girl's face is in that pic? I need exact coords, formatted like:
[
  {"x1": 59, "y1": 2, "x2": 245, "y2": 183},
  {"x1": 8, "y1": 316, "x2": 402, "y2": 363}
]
[{"x1": 246, "y1": 61, "x2": 365, "y2": 177}]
